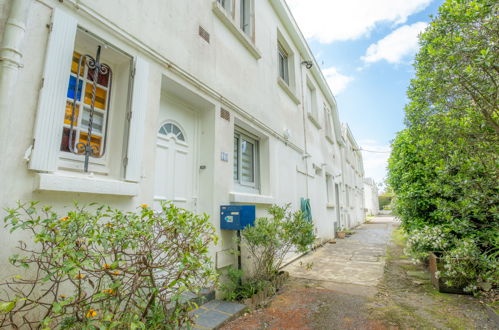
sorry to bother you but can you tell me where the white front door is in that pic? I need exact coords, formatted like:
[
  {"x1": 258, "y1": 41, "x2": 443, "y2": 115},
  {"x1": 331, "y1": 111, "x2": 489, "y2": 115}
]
[{"x1": 154, "y1": 98, "x2": 197, "y2": 211}]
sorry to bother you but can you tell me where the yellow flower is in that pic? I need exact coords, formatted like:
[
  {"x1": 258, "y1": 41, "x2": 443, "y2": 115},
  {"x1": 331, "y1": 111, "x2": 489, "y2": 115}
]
[
  {"x1": 105, "y1": 223, "x2": 114, "y2": 227},
  {"x1": 102, "y1": 289, "x2": 114, "y2": 294},
  {"x1": 140, "y1": 204, "x2": 148, "y2": 209},
  {"x1": 60, "y1": 216, "x2": 69, "y2": 222},
  {"x1": 103, "y1": 264, "x2": 111, "y2": 269},
  {"x1": 112, "y1": 270, "x2": 121, "y2": 275},
  {"x1": 76, "y1": 274, "x2": 86, "y2": 279},
  {"x1": 59, "y1": 294, "x2": 67, "y2": 299},
  {"x1": 86, "y1": 309, "x2": 97, "y2": 318}
]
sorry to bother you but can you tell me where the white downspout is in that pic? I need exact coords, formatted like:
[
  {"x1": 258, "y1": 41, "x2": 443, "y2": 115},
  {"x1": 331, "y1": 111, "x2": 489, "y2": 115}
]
[
  {"x1": 299, "y1": 60, "x2": 309, "y2": 199},
  {"x1": 0, "y1": 0, "x2": 32, "y2": 136}
]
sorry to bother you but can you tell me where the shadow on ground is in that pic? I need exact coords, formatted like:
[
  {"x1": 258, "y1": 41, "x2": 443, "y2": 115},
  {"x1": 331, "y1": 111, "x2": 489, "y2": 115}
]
[{"x1": 221, "y1": 218, "x2": 498, "y2": 329}]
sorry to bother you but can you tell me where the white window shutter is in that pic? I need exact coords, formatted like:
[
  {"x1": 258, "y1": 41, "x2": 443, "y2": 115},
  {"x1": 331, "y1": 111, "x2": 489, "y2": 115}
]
[
  {"x1": 29, "y1": 9, "x2": 77, "y2": 172},
  {"x1": 125, "y1": 56, "x2": 149, "y2": 182}
]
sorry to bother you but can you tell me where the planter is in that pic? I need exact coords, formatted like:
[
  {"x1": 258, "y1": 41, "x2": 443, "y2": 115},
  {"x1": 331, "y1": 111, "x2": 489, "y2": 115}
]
[
  {"x1": 336, "y1": 231, "x2": 346, "y2": 239},
  {"x1": 243, "y1": 271, "x2": 289, "y2": 309},
  {"x1": 428, "y1": 252, "x2": 470, "y2": 294}
]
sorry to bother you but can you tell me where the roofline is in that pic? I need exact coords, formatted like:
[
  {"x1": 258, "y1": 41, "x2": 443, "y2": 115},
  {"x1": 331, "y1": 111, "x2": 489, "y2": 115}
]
[{"x1": 268, "y1": 0, "x2": 344, "y2": 146}]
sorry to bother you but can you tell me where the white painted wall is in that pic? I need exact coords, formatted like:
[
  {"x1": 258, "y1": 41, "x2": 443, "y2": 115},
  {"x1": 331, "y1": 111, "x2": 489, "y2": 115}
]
[
  {"x1": 0, "y1": 0, "x2": 366, "y2": 282},
  {"x1": 364, "y1": 177, "x2": 379, "y2": 216}
]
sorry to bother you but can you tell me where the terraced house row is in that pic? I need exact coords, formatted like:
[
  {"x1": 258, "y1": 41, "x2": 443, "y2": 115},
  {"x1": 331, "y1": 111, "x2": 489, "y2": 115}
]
[{"x1": 0, "y1": 0, "x2": 368, "y2": 274}]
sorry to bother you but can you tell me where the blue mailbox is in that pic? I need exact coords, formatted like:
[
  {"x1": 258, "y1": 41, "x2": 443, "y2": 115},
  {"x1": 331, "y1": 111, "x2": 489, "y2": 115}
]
[{"x1": 220, "y1": 205, "x2": 256, "y2": 230}]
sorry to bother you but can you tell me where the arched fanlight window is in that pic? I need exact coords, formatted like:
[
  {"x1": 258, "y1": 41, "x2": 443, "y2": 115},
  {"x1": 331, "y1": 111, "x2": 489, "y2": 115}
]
[{"x1": 158, "y1": 122, "x2": 185, "y2": 141}]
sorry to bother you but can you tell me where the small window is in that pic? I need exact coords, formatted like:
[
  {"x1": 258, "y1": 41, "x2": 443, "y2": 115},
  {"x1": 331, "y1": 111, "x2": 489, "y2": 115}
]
[
  {"x1": 57, "y1": 29, "x2": 132, "y2": 174},
  {"x1": 324, "y1": 104, "x2": 334, "y2": 142},
  {"x1": 240, "y1": 0, "x2": 252, "y2": 37},
  {"x1": 158, "y1": 122, "x2": 185, "y2": 142},
  {"x1": 278, "y1": 42, "x2": 289, "y2": 84},
  {"x1": 234, "y1": 128, "x2": 259, "y2": 190},
  {"x1": 326, "y1": 174, "x2": 334, "y2": 205},
  {"x1": 217, "y1": 0, "x2": 232, "y2": 14}
]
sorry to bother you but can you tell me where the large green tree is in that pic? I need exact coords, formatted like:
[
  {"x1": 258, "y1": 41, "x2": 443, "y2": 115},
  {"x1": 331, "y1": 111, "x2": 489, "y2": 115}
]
[{"x1": 389, "y1": 0, "x2": 498, "y2": 252}]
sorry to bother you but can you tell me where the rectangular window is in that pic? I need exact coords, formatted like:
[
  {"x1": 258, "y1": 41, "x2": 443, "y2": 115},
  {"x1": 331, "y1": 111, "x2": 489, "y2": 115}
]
[
  {"x1": 217, "y1": 0, "x2": 232, "y2": 14},
  {"x1": 58, "y1": 29, "x2": 132, "y2": 173},
  {"x1": 234, "y1": 128, "x2": 259, "y2": 190},
  {"x1": 240, "y1": 0, "x2": 251, "y2": 36},
  {"x1": 278, "y1": 42, "x2": 289, "y2": 84},
  {"x1": 326, "y1": 174, "x2": 334, "y2": 205},
  {"x1": 324, "y1": 104, "x2": 334, "y2": 142}
]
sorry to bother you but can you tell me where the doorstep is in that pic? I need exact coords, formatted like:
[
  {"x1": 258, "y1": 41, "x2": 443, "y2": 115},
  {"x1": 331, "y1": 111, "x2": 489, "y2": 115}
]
[{"x1": 191, "y1": 300, "x2": 247, "y2": 329}]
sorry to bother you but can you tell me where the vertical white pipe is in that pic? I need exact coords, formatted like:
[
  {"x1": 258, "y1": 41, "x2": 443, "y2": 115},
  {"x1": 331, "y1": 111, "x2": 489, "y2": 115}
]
[{"x1": 0, "y1": 0, "x2": 32, "y2": 140}]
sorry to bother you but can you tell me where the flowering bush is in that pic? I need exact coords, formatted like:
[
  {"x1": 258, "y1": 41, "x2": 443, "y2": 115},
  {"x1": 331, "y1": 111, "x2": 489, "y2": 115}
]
[
  {"x1": 405, "y1": 225, "x2": 452, "y2": 261},
  {"x1": 0, "y1": 201, "x2": 218, "y2": 329}
]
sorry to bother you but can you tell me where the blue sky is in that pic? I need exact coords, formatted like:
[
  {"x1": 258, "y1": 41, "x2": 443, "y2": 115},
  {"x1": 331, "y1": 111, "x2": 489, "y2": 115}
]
[{"x1": 288, "y1": 0, "x2": 444, "y2": 186}]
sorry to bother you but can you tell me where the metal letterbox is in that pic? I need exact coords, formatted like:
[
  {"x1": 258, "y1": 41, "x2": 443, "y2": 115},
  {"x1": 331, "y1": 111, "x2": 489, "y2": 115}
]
[{"x1": 220, "y1": 205, "x2": 256, "y2": 230}]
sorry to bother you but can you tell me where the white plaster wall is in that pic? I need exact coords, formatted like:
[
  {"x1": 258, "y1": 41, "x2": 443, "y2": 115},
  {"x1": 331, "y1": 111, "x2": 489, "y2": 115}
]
[{"x1": 0, "y1": 0, "x2": 365, "y2": 282}]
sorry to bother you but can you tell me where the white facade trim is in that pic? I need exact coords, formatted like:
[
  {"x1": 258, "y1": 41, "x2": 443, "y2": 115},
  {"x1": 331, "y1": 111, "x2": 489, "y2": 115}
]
[
  {"x1": 125, "y1": 56, "x2": 149, "y2": 182},
  {"x1": 29, "y1": 8, "x2": 77, "y2": 172},
  {"x1": 36, "y1": 173, "x2": 138, "y2": 196},
  {"x1": 229, "y1": 192, "x2": 274, "y2": 205}
]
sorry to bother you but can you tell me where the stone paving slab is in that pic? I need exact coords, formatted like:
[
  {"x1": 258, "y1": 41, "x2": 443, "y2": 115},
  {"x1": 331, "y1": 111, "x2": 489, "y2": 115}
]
[
  {"x1": 283, "y1": 217, "x2": 395, "y2": 289},
  {"x1": 192, "y1": 300, "x2": 246, "y2": 329}
]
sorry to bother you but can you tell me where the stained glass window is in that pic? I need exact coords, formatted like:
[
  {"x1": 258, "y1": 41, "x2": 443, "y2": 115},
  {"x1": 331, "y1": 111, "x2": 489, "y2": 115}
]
[{"x1": 60, "y1": 51, "x2": 111, "y2": 155}]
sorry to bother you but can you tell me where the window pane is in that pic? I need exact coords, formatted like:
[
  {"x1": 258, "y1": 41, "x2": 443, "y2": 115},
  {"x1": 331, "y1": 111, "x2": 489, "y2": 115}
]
[
  {"x1": 84, "y1": 84, "x2": 107, "y2": 110},
  {"x1": 78, "y1": 132, "x2": 102, "y2": 155},
  {"x1": 60, "y1": 127, "x2": 76, "y2": 152},
  {"x1": 81, "y1": 108, "x2": 104, "y2": 134},
  {"x1": 241, "y1": 139, "x2": 254, "y2": 183},
  {"x1": 71, "y1": 52, "x2": 85, "y2": 76},
  {"x1": 234, "y1": 136, "x2": 239, "y2": 180},
  {"x1": 67, "y1": 76, "x2": 83, "y2": 101},
  {"x1": 64, "y1": 101, "x2": 79, "y2": 126}
]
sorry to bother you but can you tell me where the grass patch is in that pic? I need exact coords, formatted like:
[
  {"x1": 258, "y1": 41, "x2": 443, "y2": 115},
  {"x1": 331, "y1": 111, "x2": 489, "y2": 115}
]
[{"x1": 391, "y1": 228, "x2": 406, "y2": 247}]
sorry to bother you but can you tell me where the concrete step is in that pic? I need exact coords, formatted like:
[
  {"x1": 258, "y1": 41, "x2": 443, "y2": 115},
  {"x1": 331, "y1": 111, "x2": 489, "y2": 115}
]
[{"x1": 191, "y1": 299, "x2": 247, "y2": 329}]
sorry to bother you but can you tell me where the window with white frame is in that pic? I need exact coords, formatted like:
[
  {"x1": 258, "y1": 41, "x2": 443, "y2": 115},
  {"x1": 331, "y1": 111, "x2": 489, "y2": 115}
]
[
  {"x1": 240, "y1": 0, "x2": 253, "y2": 38},
  {"x1": 324, "y1": 104, "x2": 334, "y2": 143},
  {"x1": 278, "y1": 42, "x2": 289, "y2": 85},
  {"x1": 58, "y1": 29, "x2": 132, "y2": 174},
  {"x1": 326, "y1": 173, "x2": 334, "y2": 205},
  {"x1": 305, "y1": 80, "x2": 317, "y2": 116},
  {"x1": 29, "y1": 9, "x2": 149, "y2": 189},
  {"x1": 234, "y1": 128, "x2": 259, "y2": 192},
  {"x1": 217, "y1": 0, "x2": 233, "y2": 16}
]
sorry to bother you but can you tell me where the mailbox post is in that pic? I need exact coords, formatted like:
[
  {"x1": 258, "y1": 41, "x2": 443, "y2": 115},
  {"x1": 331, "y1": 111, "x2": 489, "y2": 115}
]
[{"x1": 220, "y1": 205, "x2": 256, "y2": 270}]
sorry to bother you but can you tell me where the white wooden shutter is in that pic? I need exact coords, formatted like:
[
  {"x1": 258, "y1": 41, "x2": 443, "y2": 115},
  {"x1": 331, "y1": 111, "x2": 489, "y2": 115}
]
[
  {"x1": 29, "y1": 9, "x2": 77, "y2": 171},
  {"x1": 125, "y1": 56, "x2": 149, "y2": 182}
]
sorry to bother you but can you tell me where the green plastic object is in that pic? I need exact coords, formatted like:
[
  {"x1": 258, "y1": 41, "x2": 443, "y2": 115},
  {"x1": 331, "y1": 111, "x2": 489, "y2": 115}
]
[{"x1": 300, "y1": 198, "x2": 312, "y2": 222}]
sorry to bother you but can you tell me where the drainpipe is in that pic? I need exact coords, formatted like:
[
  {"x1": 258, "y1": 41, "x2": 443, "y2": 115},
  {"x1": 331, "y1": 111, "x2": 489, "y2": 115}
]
[
  {"x1": 299, "y1": 59, "x2": 309, "y2": 199},
  {"x1": 0, "y1": 0, "x2": 32, "y2": 139}
]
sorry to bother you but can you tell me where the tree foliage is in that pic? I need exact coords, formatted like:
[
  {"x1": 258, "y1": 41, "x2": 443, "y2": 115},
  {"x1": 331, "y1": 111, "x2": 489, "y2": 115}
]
[
  {"x1": 0, "y1": 202, "x2": 217, "y2": 329},
  {"x1": 388, "y1": 0, "x2": 498, "y2": 290}
]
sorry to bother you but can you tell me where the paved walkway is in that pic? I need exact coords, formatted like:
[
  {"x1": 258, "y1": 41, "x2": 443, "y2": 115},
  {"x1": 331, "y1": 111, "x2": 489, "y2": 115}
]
[
  {"x1": 222, "y1": 216, "x2": 397, "y2": 329},
  {"x1": 283, "y1": 217, "x2": 395, "y2": 290}
]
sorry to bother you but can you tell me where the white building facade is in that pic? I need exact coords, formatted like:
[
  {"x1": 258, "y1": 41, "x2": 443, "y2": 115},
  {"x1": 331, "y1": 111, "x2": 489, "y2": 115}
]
[
  {"x1": 364, "y1": 177, "x2": 379, "y2": 216},
  {"x1": 0, "y1": 0, "x2": 365, "y2": 275}
]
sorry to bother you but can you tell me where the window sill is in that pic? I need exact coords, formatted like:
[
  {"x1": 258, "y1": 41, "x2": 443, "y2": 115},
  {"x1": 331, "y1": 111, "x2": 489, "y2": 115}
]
[
  {"x1": 308, "y1": 112, "x2": 322, "y2": 129},
  {"x1": 229, "y1": 192, "x2": 274, "y2": 205},
  {"x1": 325, "y1": 134, "x2": 335, "y2": 145},
  {"x1": 212, "y1": 2, "x2": 261, "y2": 60},
  {"x1": 36, "y1": 173, "x2": 139, "y2": 196},
  {"x1": 277, "y1": 77, "x2": 300, "y2": 105}
]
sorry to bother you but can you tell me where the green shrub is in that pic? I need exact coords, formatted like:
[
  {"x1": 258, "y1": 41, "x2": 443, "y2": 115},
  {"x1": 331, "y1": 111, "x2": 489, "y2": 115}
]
[
  {"x1": 220, "y1": 267, "x2": 270, "y2": 302},
  {"x1": 0, "y1": 201, "x2": 218, "y2": 329},
  {"x1": 241, "y1": 204, "x2": 315, "y2": 282}
]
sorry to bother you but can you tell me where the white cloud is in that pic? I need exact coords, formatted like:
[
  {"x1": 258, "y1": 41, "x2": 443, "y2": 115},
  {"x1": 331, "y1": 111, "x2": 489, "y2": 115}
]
[
  {"x1": 359, "y1": 140, "x2": 391, "y2": 185},
  {"x1": 361, "y1": 22, "x2": 428, "y2": 64},
  {"x1": 286, "y1": 0, "x2": 433, "y2": 43},
  {"x1": 322, "y1": 67, "x2": 353, "y2": 95}
]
